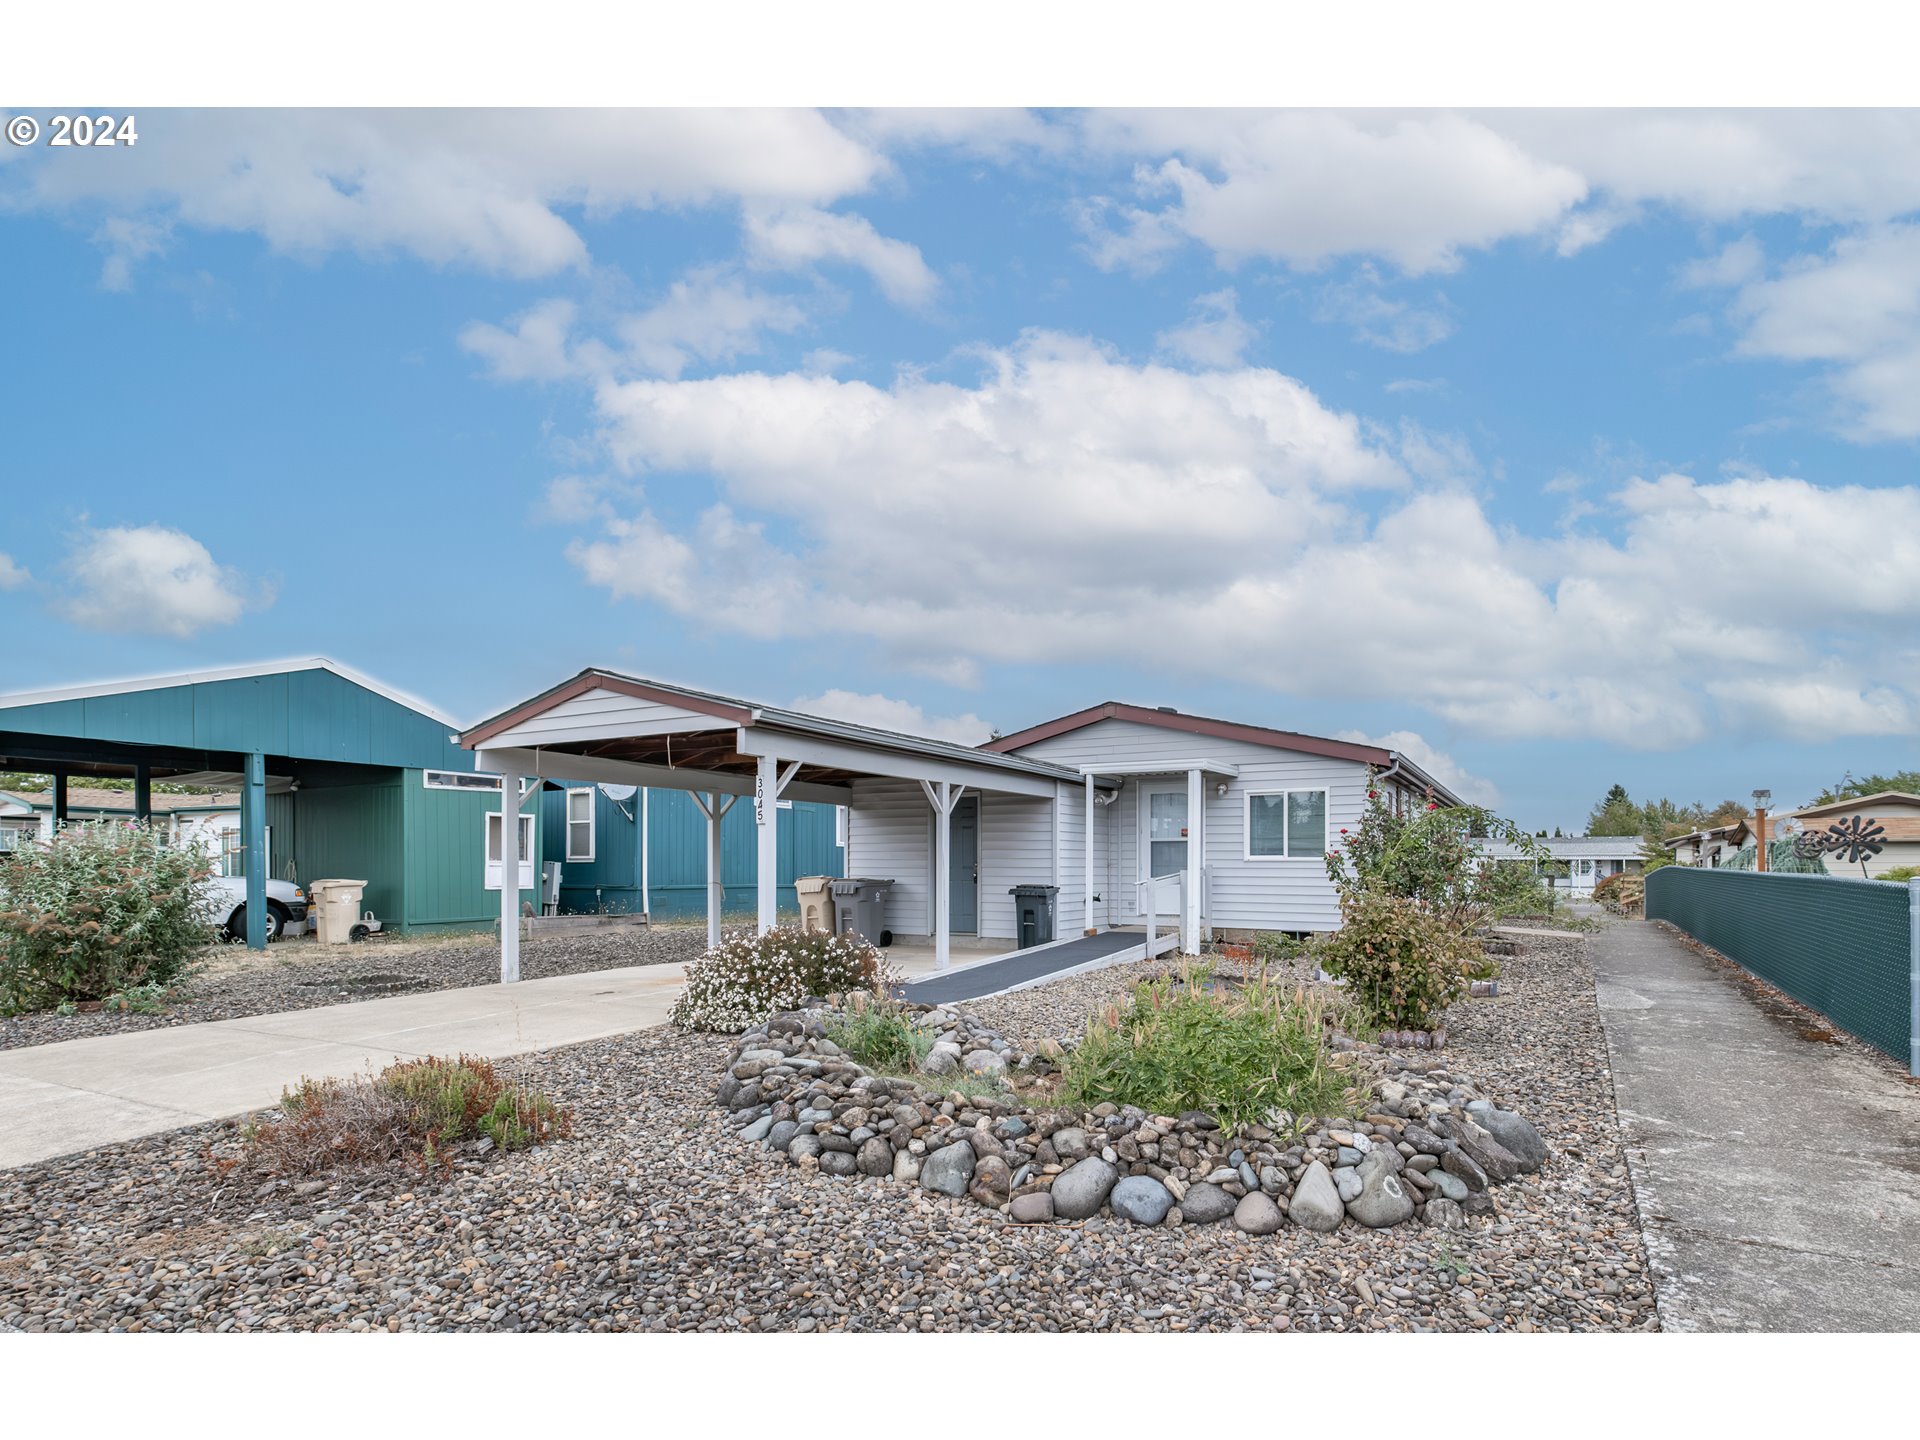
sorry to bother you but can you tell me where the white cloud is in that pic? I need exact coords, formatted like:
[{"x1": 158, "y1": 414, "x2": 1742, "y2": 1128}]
[
  {"x1": 1682, "y1": 234, "x2": 1766, "y2": 289},
  {"x1": 1155, "y1": 288, "x2": 1257, "y2": 368},
  {"x1": 1720, "y1": 223, "x2": 1920, "y2": 439},
  {"x1": 0, "y1": 553, "x2": 29, "y2": 589},
  {"x1": 55, "y1": 525, "x2": 266, "y2": 638},
  {"x1": 93, "y1": 215, "x2": 170, "y2": 291},
  {"x1": 1314, "y1": 268, "x2": 1456, "y2": 352},
  {"x1": 1334, "y1": 729, "x2": 1500, "y2": 807},
  {"x1": 742, "y1": 205, "x2": 937, "y2": 306},
  {"x1": 791, "y1": 690, "x2": 994, "y2": 746},
  {"x1": 554, "y1": 339, "x2": 1920, "y2": 747},
  {"x1": 462, "y1": 270, "x2": 808, "y2": 384},
  {"x1": 8, "y1": 109, "x2": 889, "y2": 283}
]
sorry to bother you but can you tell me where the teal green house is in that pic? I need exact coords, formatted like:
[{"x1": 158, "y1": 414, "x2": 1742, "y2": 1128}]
[{"x1": 0, "y1": 657, "x2": 843, "y2": 948}]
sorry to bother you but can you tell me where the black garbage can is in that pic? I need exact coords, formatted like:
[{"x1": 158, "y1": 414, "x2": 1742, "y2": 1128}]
[{"x1": 1010, "y1": 884, "x2": 1059, "y2": 949}]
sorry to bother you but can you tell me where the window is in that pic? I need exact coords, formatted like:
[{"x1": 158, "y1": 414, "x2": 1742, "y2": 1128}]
[
  {"x1": 565, "y1": 788, "x2": 596, "y2": 862},
  {"x1": 1245, "y1": 789, "x2": 1328, "y2": 859},
  {"x1": 484, "y1": 812, "x2": 536, "y2": 890},
  {"x1": 1574, "y1": 858, "x2": 1594, "y2": 876},
  {"x1": 1146, "y1": 788, "x2": 1189, "y2": 878},
  {"x1": 425, "y1": 770, "x2": 533, "y2": 794}
]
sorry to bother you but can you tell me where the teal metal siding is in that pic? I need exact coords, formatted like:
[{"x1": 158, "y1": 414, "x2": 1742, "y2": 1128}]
[
  {"x1": 404, "y1": 773, "x2": 540, "y2": 932},
  {"x1": 0, "y1": 667, "x2": 467, "y2": 771},
  {"x1": 288, "y1": 772, "x2": 408, "y2": 926},
  {"x1": 540, "y1": 785, "x2": 843, "y2": 919}
]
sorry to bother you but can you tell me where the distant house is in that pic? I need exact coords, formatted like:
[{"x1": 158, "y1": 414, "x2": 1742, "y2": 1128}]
[
  {"x1": 1786, "y1": 792, "x2": 1920, "y2": 878},
  {"x1": 0, "y1": 786, "x2": 241, "y2": 864},
  {"x1": 1665, "y1": 823, "x2": 1742, "y2": 868},
  {"x1": 1478, "y1": 834, "x2": 1644, "y2": 894}
]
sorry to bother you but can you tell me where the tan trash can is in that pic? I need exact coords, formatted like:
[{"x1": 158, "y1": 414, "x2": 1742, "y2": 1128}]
[
  {"x1": 310, "y1": 879, "x2": 368, "y2": 945},
  {"x1": 794, "y1": 875, "x2": 836, "y2": 933}
]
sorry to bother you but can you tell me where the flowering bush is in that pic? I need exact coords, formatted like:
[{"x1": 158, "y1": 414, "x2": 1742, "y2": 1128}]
[
  {"x1": 671, "y1": 925, "x2": 889, "y2": 1033},
  {"x1": 0, "y1": 821, "x2": 218, "y2": 1014},
  {"x1": 1326, "y1": 783, "x2": 1546, "y2": 936},
  {"x1": 1313, "y1": 888, "x2": 1481, "y2": 1031}
]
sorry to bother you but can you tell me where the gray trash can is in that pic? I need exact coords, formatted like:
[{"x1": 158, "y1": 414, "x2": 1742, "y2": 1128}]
[
  {"x1": 1010, "y1": 884, "x2": 1059, "y2": 949},
  {"x1": 831, "y1": 877, "x2": 895, "y2": 947}
]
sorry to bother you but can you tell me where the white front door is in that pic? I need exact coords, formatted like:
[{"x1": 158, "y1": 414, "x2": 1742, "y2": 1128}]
[{"x1": 1141, "y1": 782, "x2": 1194, "y2": 916}]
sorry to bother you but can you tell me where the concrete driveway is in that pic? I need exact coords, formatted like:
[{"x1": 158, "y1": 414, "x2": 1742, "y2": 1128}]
[
  {"x1": 0, "y1": 963, "x2": 689, "y2": 1170},
  {"x1": 1593, "y1": 919, "x2": 1920, "y2": 1331}
]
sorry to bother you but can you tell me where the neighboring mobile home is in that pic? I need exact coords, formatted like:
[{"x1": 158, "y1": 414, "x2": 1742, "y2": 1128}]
[
  {"x1": 1476, "y1": 833, "x2": 1644, "y2": 894},
  {"x1": 1786, "y1": 792, "x2": 1920, "y2": 878}
]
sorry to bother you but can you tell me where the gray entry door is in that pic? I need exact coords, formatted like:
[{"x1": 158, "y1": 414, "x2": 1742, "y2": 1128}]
[{"x1": 949, "y1": 796, "x2": 978, "y2": 933}]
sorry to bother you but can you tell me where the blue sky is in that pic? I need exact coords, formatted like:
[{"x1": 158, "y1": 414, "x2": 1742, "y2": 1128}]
[{"x1": 2, "y1": 109, "x2": 1917, "y2": 830}]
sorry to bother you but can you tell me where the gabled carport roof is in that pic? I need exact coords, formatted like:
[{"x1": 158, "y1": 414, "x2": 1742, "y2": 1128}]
[{"x1": 461, "y1": 668, "x2": 1099, "y2": 802}]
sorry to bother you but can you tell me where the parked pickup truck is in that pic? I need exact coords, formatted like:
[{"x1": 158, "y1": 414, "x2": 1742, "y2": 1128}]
[{"x1": 207, "y1": 876, "x2": 309, "y2": 942}]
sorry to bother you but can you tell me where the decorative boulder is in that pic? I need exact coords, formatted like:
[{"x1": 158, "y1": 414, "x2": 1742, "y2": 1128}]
[
  {"x1": 892, "y1": 1150, "x2": 922, "y2": 1184},
  {"x1": 1233, "y1": 1191, "x2": 1285, "y2": 1235},
  {"x1": 766, "y1": 1120, "x2": 802, "y2": 1153},
  {"x1": 1050, "y1": 1126, "x2": 1093, "y2": 1161},
  {"x1": 1051, "y1": 1157, "x2": 1120, "y2": 1219},
  {"x1": 919, "y1": 1140, "x2": 977, "y2": 1198},
  {"x1": 968, "y1": 1156, "x2": 1012, "y2": 1207},
  {"x1": 787, "y1": 1134, "x2": 824, "y2": 1164},
  {"x1": 1109, "y1": 1176, "x2": 1175, "y2": 1226},
  {"x1": 922, "y1": 1043, "x2": 962, "y2": 1077},
  {"x1": 1288, "y1": 1161, "x2": 1344, "y2": 1233},
  {"x1": 1449, "y1": 1118, "x2": 1526, "y2": 1183},
  {"x1": 1347, "y1": 1167, "x2": 1415, "y2": 1228},
  {"x1": 1425, "y1": 1197, "x2": 1466, "y2": 1229},
  {"x1": 1477, "y1": 1109, "x2": 1549, "y2": 1171},
  {"x1": 963, "y1": 1049, "x2": 1008, "y2": 1077},
  {"x1": 819, "y1": 1150, "x2": 858, "y2": 1177},
  {"x1": 1010, "y1": 1191, "x2": 1054, "y2": 1224},
  {"x1": 1179, "y1": 1182, "x2": 1238, "y2": 1224},
  {"x1": 857, "y1": 1136, "x2": 893, "y2": 1177},
  {"x1": 1441, "y1": 1146, "x2": 1488, "y2": 1192}
]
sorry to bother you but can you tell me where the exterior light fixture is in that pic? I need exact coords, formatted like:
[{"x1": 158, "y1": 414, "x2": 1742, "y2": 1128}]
[{"x1": 1215, "y1": 781, "x2": 1229, "y2": 798}]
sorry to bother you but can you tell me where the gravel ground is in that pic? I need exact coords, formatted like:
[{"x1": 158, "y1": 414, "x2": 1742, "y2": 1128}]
[
  {"x1": 0, "y1": 925, "x2": 704, "y2": 1052},
  {"x1": 0, "y1": 930, "x2": 1655, "y2": 1332}
]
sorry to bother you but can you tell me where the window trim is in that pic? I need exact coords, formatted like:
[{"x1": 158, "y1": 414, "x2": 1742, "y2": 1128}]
[
  {"x1": 565, "y1": 787, "x2": 596, "y2": 863},
  {"x1": 1243, "y1": 787, "x2": 1330, "y2": 861},
  {"x1": 424, "y1": 769, "x2": 534, "y2": 795}
]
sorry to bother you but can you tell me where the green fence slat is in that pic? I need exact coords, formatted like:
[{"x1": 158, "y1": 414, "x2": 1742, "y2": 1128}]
[{"x1": 1646, "y1": 866, "x2": 1914, "y2": 1067}]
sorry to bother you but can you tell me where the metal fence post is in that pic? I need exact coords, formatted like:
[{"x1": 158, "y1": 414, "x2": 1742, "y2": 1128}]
[{"x1": 1909, "y1": 876, "x2": 1920, "y2": 1078}]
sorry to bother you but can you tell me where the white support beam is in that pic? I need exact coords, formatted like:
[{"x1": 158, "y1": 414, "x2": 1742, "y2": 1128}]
[
  {"x1": 755, "y1": 754, "x2": 780, "y2": 935},
  {"x1": 692, "y1": 790, "x2": 737, "y2": 949},
  {"x1": 929, "y1": 779, "x2": 955, "y2": 970},
  {"x1": 498, "y1": 767, "x2": 523, "y2": 983},
  {"x1": 1084, "y1": 773, "x2": 1095, "y2": 936},
  {"x1": 738, "y1": 726, "x2": 1058, "y2": 798},
  {"x1": 1186, "y1": 767, "x2": 1204, "y2": 956},
  {"x1": 474, "y1": 745, "x2": 851, "y2": 806}
]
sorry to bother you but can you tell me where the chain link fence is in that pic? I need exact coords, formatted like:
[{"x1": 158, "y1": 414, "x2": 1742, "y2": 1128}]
[{"x1": 1646, "y1": 866, "x2": 1918, "y2": 1072}]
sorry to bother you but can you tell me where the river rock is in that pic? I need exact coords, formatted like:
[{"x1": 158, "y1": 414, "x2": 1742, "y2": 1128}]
[
  {"x1": 1288, "y1": 1161, "x2": 1344, "y2": 1232},
  {"x1": 968, "y1": 1155, "x2": 1012, "y2": 1207},
  {"x1": 1051, "y1": 1127, "x2": 1093, "y2": 1161},
  {"x1": 1233, "y1": 1191, "x2": 1285, "y2": 1236},
  {"x1": 1425, "y1": 1197, "x2": 1466, "y2": 1229},
  {"x1": 892, "y1": 1149, "x2": 922, "y2": 1183},
  {"x1": 1051, "y1": 1157, "x2": 1120, "y2": 1219},
  {"x1": 1334, "y1": 1166, "x2": 1363, "y2": 1202},
  {"x1": 857, "y1": 1136, "x2": 893, "y2": 1177},
  {"x1": 919, "y1": 1140, "x2": 977, "y2": 1197},
  {"x1": 1109, "y1": 1176, "x2": 1175, "y2": 1226},
  {"x1": 1010, "y1": 1191, "x2": 1054, "y2": 1224},
  {"x1": 1478, "y1": 1108, "x2": 1549, "y2": 1171},
  {"x1": 1347, "y1": 1167, "x2": 1415, "y2": 1228},
  {"x1": 1179, "y1": 1182, "x2": 1238, "y2": 1224}
]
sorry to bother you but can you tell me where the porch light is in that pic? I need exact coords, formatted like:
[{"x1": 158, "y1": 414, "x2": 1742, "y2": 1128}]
[{"x1": 1215, "y1": 781, "x2": 1229, "y2": 798}]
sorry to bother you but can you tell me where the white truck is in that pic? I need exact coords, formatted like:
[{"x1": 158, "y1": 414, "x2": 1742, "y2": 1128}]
[{"x1": 206, "y1": 876, "x2": 310, "y2": 942}]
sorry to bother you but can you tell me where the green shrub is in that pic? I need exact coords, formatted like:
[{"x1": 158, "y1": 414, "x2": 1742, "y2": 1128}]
[
  {"x1": 0, "y1": 820, "x2": 217, "y2": 1014},
  {"x1": 1060, "y1": 965, "x2": 1356, "y2": 1133},
  {"x1": 827, "y1": 992, "x2": 932, "y2": 1073},
  {"x1": 1250, "y1": 931, "x2": 1302, "y2": 968},
  {"x1": 1327, "y1": 785, "x2": 1545, "y2": 936},
  {"x1": 671, "y1": 925, "x2": 888, "y2": 1033},
  {"x1": 1313, "y1": 889, "x2": 1480, "y2": 1031},
  {"x1": 1879, "y1": 866, "x2": 1920, "y2": 883},
  {"x1": 247, "y1": 1053, "x2": 570, "y2": 1175}
]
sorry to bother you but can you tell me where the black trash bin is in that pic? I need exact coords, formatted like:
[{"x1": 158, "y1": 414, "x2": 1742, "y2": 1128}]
[{"x1": 1010, "y1": 884, "x2": 1059, "y2": 949}]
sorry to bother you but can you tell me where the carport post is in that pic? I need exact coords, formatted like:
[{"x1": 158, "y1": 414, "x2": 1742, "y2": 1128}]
[
  {"x1": 243, "y1": 752, "x2": 267, "y2": 951},
  {"x1": 498, "y1": 768, "x2": 522, "y2": 983},
  {"x1": 1084, "y1": 774, "x2": 1095, "y2": 935},
  {"x1": 51, "y1": 770, "x2": 68, "y2": 829},
  {"x1": 133, "y1": 765, "x2": 152, "y2": 823},
  {"x1": 756, "y1": 756, "x2": 779, "y2": 935},
  {"x1": 693, "y1": 790, "x2": 735, "y2": 949},
  {"x1": 1185, "y1": 767, "x2": 1203, "y2": 956}
]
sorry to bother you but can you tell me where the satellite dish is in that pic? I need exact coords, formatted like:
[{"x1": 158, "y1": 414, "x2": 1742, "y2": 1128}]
[{"x1": 599, "y1": 784, "x2": 638, "y2": 802}]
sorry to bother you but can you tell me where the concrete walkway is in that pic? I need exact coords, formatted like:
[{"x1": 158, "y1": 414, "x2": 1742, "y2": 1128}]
[
  {"x1": 1593, "y1": 919, "x2": 1920, "y2": 1331},
  {"x1": 0, "y1": 963, "x2": 691, "y2": 1171}
]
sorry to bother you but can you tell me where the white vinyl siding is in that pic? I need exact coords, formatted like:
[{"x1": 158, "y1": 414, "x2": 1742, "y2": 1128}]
[
  {"x1": 565, "y1": 788, "x2": 595, "y2": 862},
  {"x1": 979, "y1": 793, "x2": 1053, "y2": 941},
  {"x1": 1010, "y1": 717, "x2": 1372, "y2": 933},
  {"x1": 483, "y1": 687, "x2": 729, "y2": 750}
]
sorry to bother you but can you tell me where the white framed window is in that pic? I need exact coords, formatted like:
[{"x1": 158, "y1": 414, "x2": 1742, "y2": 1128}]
[
  {"x1": 484, "y1": 811, "x2": 536, "y2": 890},
  {"x1": 1574, "y1": 858, "x2": 1594, "y2": 876},
  {"x1": 565, "y1": 788, "x2": 596, "y2": 863},
  {"x1": 425, "y1": 770, "x2": 534, "y2": 795},
  {"x1": 1244, "y1": 789, "x2": 1329, "y2": 860}
]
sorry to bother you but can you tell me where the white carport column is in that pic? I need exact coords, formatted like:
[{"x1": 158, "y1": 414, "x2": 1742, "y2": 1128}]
[
  {"x1": 1185, "y1": 767, "x2": 1203, "y2": 956},
  {"x1": 498, "y1": 768, "x2": 523, "y2": 984},
  {"x1": 921, "y1": 779, "x2": 963, "y2": 970},
  {"x1": 1083, "y1": 773, "x2": 1096, "y2": 936},
  {"x1": 754, "y1": 757, "x2": 803, "y2": 935},
  {"x1": 692, "y1": 791, "x2": 736, "y2": 949}
]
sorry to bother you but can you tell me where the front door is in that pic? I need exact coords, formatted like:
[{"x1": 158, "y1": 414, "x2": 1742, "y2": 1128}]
[
  {"x1": 1142, "y1": 783, "x2": 1191, "y2": 915},
  {"x1": 948, "y1": 796, "x2": 978, "y2": 933}
]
